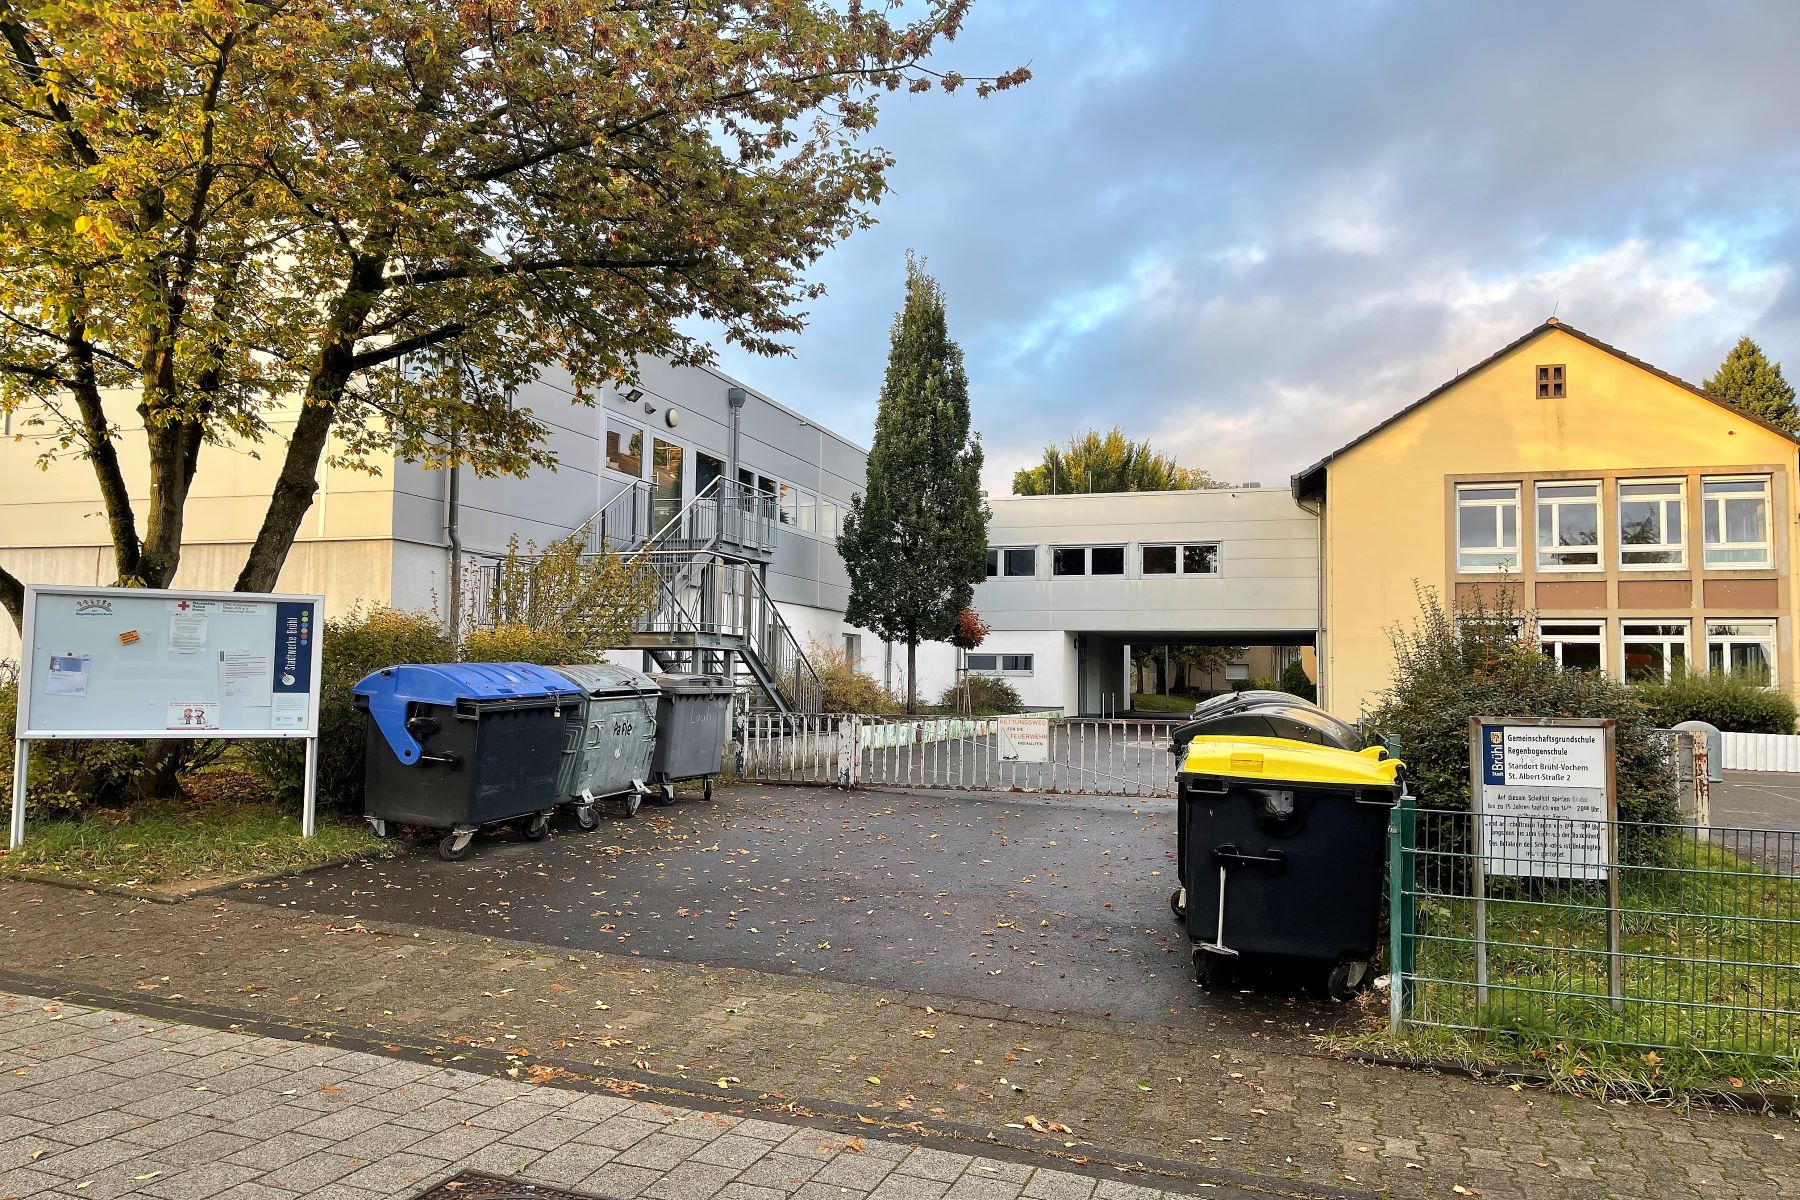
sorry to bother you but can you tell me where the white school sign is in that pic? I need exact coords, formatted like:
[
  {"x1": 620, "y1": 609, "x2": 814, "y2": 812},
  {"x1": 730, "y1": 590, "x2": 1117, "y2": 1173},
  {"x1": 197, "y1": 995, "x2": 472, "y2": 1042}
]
[
  {"x1": 11, "y1": 584, "x2": 324, "y2": 848},
  {"x1": 1471, "y1": 718, "x2": 1617, "y2": 882}
]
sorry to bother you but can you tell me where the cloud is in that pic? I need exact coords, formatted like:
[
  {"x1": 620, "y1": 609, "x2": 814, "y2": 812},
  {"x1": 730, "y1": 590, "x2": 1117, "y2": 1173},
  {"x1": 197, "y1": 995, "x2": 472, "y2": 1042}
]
[{"x1": 705, "y1": 0, "x2": 1800, "y2": 490}]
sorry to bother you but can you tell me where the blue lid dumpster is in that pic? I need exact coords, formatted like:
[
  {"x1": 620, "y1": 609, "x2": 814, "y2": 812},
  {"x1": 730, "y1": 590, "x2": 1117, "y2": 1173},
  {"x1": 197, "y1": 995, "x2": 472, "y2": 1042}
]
[
  {"x1": 548, "y1": 663, "x2": 661, "y2": 825},
  {"x1": 645, "y1": 673, "x2": 735, "y2": 804},
  {"x1": 1179, "y1": 736, "x2": 1403, "y2": 999},
  {"x1": 353, "y1": 662, "x2": 582, "y2": 861}
]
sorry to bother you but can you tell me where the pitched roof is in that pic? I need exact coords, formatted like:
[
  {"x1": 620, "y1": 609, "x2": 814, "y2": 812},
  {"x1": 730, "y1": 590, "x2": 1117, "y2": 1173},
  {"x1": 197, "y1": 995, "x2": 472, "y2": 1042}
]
[{"x1": 1290, "y1": 320, "x2": 1799, "y2": 499}]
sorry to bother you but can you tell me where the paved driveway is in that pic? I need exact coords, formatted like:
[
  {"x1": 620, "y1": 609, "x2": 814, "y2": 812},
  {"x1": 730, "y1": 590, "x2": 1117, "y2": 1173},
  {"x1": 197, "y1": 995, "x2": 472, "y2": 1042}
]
[
  {"x1": 243, "y1": 785, "x2": 1349, "y2": 1037},
  {"x1": 1708, "y1": 770, "x2": 1800, "y2": 873}
]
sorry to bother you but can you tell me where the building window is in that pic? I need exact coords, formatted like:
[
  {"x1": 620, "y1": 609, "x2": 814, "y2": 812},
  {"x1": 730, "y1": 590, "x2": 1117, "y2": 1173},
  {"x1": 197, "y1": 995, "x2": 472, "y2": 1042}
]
[
  {"x1": 1535, "y1": 365, "x2": 1565, "y2": 398},
  {"x1": 777, "y1": 482, "x2": 796, "y2": 526},
  {"x1": 1535, "y1": 481, "x2": 1600, "y2": 570},
  {"x1": 986, "y1": 547, "x2": 1036, "y2": 578},
  {"x1": 1051, "y1": 546, "x2": 1127, "y2": 576},
  {"x1": 967, "y1": 653, "x2": 1032, "y2": 676},
  {"x1": 1540, "y1": 620, "x2": 1604, "y2": 673},
  {"x1": 1455, "y1": 483, "x2": 1520, "y2": 572},
  {"x1": 820, "y1": 500, "x2": 839, "y2": 540},
  {"x1": 843, "y1": 632, "x2": 861, "y2": 663},
  {"x1": 605, "y1": 423, "x2": 644, "y2": 476},
  {"x1": 1052, "y1": 547, "x2": 1087, "y2": 577},
  {"x1": 1142, "y1": 543, "x2": 1220, "y2": 575},
  {"x1": 797, "y1": 490, "x2": 816, "y2": 534},
  {"x1": 1621, "y1": 621, "x2": 1688, "y2": 683},
  {"x1": 1702, "y1": 476, "x2": 1771, "y2": 568},
  {"x1": 1707, "y1": 620, "x2": 1777, "y2": 685},
  {"x1": 1618, "y1": 478, "x2": 1685, "y2": 568},
  {"x1": 1090, "y1": 546, "x2": 1125, "y2": 575}
]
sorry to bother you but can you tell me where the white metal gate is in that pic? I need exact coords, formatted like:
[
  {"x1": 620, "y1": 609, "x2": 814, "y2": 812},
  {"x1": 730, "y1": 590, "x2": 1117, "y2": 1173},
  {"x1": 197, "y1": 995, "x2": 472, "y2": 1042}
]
[{"x1": 736, "y1": 712, "x2": 1181, "y2": 797}]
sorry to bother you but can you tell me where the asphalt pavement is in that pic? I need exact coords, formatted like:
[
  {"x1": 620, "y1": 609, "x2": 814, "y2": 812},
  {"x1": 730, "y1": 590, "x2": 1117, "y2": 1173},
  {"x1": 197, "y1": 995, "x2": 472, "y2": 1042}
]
[{"x1": 242, "y1": 785, "x2": 1348, "y2": 1036}]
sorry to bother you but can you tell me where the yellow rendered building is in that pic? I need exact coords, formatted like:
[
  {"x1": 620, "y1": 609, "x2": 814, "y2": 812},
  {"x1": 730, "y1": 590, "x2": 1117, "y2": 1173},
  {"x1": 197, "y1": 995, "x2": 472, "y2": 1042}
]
[{"x1": 1293, "y1": 320, "x2": 1800, "y2": 716}]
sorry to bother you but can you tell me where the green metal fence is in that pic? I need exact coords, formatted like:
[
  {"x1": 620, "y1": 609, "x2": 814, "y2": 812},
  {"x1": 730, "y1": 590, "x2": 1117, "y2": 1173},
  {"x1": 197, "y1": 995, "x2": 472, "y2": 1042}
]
[{"x1": 1389, "y1": 798, "x2": 1800, "y2": 1060}]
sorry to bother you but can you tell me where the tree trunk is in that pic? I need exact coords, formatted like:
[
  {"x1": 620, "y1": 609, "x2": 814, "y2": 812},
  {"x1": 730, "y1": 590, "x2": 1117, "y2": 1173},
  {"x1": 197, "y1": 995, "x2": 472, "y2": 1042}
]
[{"x1": 905, "y1": 637, "x2": 918, "y2": 715}]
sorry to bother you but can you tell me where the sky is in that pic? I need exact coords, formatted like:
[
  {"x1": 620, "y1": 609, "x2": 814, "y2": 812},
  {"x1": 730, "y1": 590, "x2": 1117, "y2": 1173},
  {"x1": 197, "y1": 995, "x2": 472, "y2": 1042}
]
[{"x1": 706, "y1": 0, "x2": 1800, "y2": 492}]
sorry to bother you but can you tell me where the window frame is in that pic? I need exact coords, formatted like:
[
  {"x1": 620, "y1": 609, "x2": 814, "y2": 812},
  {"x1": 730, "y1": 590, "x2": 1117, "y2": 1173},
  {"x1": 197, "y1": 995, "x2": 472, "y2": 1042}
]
[
  {"x1": 1701, "y1": 475, "x2": 1773, "y2": 570},
  {"x1": 1706, "y1": 619, "x2": 1779, "y2": 687},
  {"x1": 605, "y1": 421, "x2": 645, "y2": 477},
  {"x1": 1538, "y1": 619, "x2": 1606, "y2": 673},
  {"x1": 1535, "y1": 364, "x2": 1566, "y2": 399},
  {"x1": 1089, "y1": 545, "x2": 1126, "y2": 576},
  {"x1": 987, "y1": 546, "x2": 1037, "y2": 578},
  {"x1": 1620, "y1": 620, "x2": 1689, "y2": 684},
  {"x1": 967, "y1": 652, "x2": 1032, "y2": 677},
  {"x1": 796, "y1": 489, "x2": 816, "y2": 534},
  {"x1": 1617, "y1": 477, "x2": 1687, "y2": 570},
  {"x1": 843, "y1": 632, "x2": 862, "y2": 663},
  {"x1": 1140, "y1": 542, "x2": 1222, "y2": 576},
  {"x1": 1535, "y1": 480, "x2": 1602, "y2": 572},
  {"x1": 1454, "y1": 483, "x2": 1521, "y2": 573},
  {"x1": 1051, "y1": 546, "x2": 1088, "y2": 577},
  {"x1": 819, "y1": 499, "x2": 839, "y2": 540}
]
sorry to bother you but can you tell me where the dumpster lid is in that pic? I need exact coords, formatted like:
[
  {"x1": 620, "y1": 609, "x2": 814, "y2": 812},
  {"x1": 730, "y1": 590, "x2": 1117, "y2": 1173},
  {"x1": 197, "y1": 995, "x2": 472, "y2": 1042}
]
[
  {"x1": 649, "y1": 672, "x2": 734, "y2": 694},
  {"x1": 352, "y1": 663, "x2": 582, "y2": 765},
  {"x1": 552, "y1": 663, "x2": 661, "y2": 698},
  {"x1": 1182, "y1": 735, "x2": 1401, "y2": 788}
]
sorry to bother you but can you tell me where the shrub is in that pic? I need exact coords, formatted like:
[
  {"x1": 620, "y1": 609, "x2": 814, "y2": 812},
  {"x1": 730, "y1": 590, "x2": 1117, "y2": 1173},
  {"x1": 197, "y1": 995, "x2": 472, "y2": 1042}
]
[
  {"x1": 240, "y1": 606, "x2": 454, "y2": 815},
  {"x1": 463, "y1": 622, "x2": 597, "y2": 667},
  {"x1": 940, "y1": 674, "x2": 1022, "y2": 714},
  {"x1": 806, "y1": 638, "x2": 898, "y2": 713},
  {"x1": 1280, "y1": 659, "x2": 1317, "y2": 702},
  {"x1": 1632, "y1": 670, "x2": 1797, "y2": 734},
  {"x1": 1230, "y1": 675, "x2": 1278, "y2": 693},
  {"x1": 475, "y1": 533, "x2": 655, "y2": 648},
  {"x1": 1365, "y1": 584, "x2": 1677, "y2": 827}
]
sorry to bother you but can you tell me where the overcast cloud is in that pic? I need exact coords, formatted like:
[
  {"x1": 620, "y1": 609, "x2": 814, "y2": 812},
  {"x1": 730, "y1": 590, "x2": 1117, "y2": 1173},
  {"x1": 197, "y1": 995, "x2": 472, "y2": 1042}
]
[{"x1": 705, "y1": 0, "x2": 1800, "y2": 490}]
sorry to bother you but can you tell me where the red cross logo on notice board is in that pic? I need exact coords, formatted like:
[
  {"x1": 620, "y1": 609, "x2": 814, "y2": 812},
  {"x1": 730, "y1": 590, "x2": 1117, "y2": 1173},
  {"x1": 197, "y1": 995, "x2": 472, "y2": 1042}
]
[{"x1": 177, "y1": 601, "x2": 191, "y2": 611}]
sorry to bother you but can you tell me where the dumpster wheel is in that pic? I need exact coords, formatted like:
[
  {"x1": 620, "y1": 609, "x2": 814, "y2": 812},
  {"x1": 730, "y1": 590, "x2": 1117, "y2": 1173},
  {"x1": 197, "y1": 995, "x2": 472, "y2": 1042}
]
[
  {"x1": 618, "y1": 790, "x2": 643, "y2": 819},
  {"x1": 574, "y1": 805, "x2": 600, "y2": 832},
  {"x1": 439, "y1": 830, "x2": 475, "y2": 862},
  {"x1": 702, "y1": 777, "x2": 715, "y2": 802},
  {"x1": 521, "y1": 812, "x2": 552, "y2": 841},
  {"x1": 1326, "y1": 958, "x2": 1370, "y2": 1001},
  {"x1": 1169, "y1": 886, "x2": 1186, "y2": 922},
  {"x1": 652, "y1": 782, "x2": 678, "y2": 806}
]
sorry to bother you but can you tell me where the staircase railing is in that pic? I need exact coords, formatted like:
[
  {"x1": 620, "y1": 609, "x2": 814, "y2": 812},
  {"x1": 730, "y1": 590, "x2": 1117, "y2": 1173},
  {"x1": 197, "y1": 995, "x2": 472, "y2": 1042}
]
[
  {"x1": 571, "y1": 477, "x2": 781, "y2": 560},
  {"x1": 576, "y1": 480, "x2": 654, "y2": 555}
]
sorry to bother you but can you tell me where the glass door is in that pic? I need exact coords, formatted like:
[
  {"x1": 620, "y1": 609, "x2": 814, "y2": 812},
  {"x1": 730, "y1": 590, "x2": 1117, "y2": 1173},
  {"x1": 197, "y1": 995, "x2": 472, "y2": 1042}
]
[{"x1": 651, "y1": 439, "x2": 685, "y2": 536}]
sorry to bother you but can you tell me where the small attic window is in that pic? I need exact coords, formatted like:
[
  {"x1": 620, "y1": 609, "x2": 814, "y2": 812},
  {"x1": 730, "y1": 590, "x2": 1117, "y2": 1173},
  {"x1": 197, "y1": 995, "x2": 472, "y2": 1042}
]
[{"x1": 1536, "y1": 364, "x2": 1566, "y2": 399}]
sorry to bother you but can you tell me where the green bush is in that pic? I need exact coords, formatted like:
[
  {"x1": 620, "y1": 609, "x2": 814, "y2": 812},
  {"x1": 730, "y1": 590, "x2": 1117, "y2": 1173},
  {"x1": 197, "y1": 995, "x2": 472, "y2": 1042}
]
[
  {"x1": 1366, "y1": 585, "x2": 1677, "y2": 827},
  {"x1": 1632, "y1": 670, "x2": 1796, "y2": 734},
  {"x1": 940, "y1": 674, "x2": 1023, "y2": 714},
  {"x1": 1230, "y1": 675, "x2": 1279, "y2": 693},
  {"x1": 241, "y1": 606, "x2": 454, "y2": 815},
  {"x1": 1279, "y1": 659, "x2": 1317, "y2": 702}
]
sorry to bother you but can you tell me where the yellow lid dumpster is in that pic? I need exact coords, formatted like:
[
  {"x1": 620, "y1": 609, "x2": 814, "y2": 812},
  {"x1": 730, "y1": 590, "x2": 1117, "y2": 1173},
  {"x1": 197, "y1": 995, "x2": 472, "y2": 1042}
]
[{"x1": 1177, "y1": 735, "x2": 1403, "y2": 999}]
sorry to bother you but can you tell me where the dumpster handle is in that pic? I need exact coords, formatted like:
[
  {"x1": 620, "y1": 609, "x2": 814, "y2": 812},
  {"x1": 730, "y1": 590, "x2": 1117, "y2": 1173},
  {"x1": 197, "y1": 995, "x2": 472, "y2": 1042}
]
[{"x1": 1214, "y1": 844, "x2": 1286, "y2": 871}]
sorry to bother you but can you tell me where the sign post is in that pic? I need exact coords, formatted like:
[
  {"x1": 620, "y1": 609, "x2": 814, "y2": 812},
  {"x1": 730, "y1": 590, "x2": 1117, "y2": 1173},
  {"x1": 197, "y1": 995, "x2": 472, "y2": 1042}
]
[
  {"x1": 1468, "y1": 717, "x2": 1620, "y2": 1012},
  {"x1": 12, "y1": 585, "x2": 325, "y2": 849}
]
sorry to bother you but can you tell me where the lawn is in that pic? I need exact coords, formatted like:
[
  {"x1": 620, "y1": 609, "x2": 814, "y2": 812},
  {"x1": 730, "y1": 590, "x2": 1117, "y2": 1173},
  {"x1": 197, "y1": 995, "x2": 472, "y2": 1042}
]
[
  {"x1": 1344, "y1": 816, "x2": 1800, "y2": 1097},
  {"x1": 0, "y1": 801, "x2": 387, "y2": 890},
  {"x1": 1130, "y1": 692, "x2": 1194, "y2": 714}
]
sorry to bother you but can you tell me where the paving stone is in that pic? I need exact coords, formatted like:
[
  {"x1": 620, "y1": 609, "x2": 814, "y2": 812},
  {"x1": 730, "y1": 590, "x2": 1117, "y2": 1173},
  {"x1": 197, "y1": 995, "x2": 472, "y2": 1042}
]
[
  {"x1": 616, "y1": 1131, "x2": 705, "y2": 1171},
  {"x1": 899, "y1": 1150, "x2": 977, "y2": 1185},
  {"x1": 257, "y1": 1151, "x2": 369, "y2": 1193},
  {"x1": 1019, "y1": 1171, "x2": 1095, "y2": 1200},
  {"x1": 578, "y1": 1162, "x2": 667, "y2": 1199},
  {"x1": 814, "y1": 1153, "x2": 898, "y2": 1191},
  {"x1": 645, "y1": 1161, "x2": 742, "y2": 1200},
  {"x1": 943, "y1": 1174, "x2": 1023, "y2": 1200},
  {"x1": 521, "y1": 1141, "x2": 619, "y2": 1186},
  {"x1": 693, "y1": 1134, "x2": 784, "y2": 1170},
  {"x1": 504, "y1": 1113, "x2": 599, "y2": 1152},
  {"x1": 403, "y1": 1123, "x2": 508, "y2": 1161},
  {"x1": 869, "y1": 1174, "x2": 954, "y2": 1200},
  {"x1": 336, "y1": 1151, "x2": 452, "y2": 1194},
  {"x1": 139, "y1": 1161, "x2": 264, "y2": 1200}
]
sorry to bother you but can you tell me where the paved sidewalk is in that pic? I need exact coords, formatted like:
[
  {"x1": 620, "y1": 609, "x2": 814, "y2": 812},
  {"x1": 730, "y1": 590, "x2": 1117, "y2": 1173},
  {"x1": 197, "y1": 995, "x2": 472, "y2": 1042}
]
[
  {"x1": 0, "y1": 991, "x2": 1235, "y2": 1200},
  {"x1": 0, "y1": 876, "x2": 1792, "y2": 1200}
]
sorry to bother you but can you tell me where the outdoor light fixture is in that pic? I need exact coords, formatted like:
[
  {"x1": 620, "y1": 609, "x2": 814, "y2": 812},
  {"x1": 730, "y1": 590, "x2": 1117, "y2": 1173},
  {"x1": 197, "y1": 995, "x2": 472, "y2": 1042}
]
[{"x1": 623, "y1": 387, "x2": 644, "y2": 403}]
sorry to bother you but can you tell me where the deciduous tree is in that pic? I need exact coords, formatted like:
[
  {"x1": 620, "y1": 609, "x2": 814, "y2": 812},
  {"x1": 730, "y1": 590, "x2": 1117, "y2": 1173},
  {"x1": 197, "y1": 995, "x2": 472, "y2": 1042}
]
[
  {"x1": 1012, "y1": 427, "x2": 1224, "y2": 495},
  {"x1": 0, "y1": 0, "x2": 1025, "y2": 628}
]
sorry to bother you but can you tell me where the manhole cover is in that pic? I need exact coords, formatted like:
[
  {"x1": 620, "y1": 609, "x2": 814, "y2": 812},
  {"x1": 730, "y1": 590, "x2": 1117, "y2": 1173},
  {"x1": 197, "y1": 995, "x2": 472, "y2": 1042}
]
[{"x1": 411, "y1": 1173, "x2": 614, "y2": 1200}]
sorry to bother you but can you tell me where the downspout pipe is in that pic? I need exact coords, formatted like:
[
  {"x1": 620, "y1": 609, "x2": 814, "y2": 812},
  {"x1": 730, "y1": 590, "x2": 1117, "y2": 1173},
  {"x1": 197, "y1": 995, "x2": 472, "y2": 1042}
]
[
  {"x1": 1295, "y1": 490, "x2": 1325, "y2": 708},
  {"x1": 726, "y1": 387, "x2": 747, "y2": 487},
  {"x1": 445, "y1": 455, "x2": 463, "y2": 650}
]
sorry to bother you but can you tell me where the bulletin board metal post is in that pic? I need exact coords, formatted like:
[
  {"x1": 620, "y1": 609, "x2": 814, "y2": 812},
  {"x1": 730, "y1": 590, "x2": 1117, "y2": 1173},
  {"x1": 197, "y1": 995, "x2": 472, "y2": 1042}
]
[{"x1": 11, "y1": 584, "x2": 325, "y2": 849}]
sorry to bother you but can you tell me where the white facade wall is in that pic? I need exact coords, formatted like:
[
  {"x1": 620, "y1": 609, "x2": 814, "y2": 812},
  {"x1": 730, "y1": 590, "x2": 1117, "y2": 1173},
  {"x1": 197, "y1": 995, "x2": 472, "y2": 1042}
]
[{"x1": 968, "y1": 488, "x2": 1322, "y2": 715}]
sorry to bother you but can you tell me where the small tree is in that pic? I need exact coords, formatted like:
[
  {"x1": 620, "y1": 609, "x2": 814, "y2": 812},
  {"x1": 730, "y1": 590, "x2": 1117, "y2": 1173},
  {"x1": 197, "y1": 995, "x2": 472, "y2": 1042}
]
[
  {"x1": 1012, "y1": 427, "x2": 1225, "y2": 495},
  {"x1": 1705, "y1": 336, "x2": 1799, "y2": 434},
  {"x1": 1279, "y1": 658, "x2": 1317, "y2": 702},
  {"x1": 475, "y1": 534, "x2": 656, "y2": 652},
  {"x1": 840, "y1": 258, "x2": 988, "y2": 712}
]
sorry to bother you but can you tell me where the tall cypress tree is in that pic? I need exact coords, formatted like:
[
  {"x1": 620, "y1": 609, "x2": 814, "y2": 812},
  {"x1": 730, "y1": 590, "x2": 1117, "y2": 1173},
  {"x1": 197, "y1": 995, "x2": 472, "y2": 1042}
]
[
  {"x1": 840, "y1": 257, "x2": 988, "y2": 712},
  {"x1": 1705, "y1": 336, "x2": 1799, "y2": 434}
]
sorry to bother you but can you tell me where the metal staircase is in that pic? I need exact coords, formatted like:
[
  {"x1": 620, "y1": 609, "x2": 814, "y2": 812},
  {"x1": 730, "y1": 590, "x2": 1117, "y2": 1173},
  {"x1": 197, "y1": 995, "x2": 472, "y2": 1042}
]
[{"x1": 472, "y1": 477, "x2": 823, "y2": 715}]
